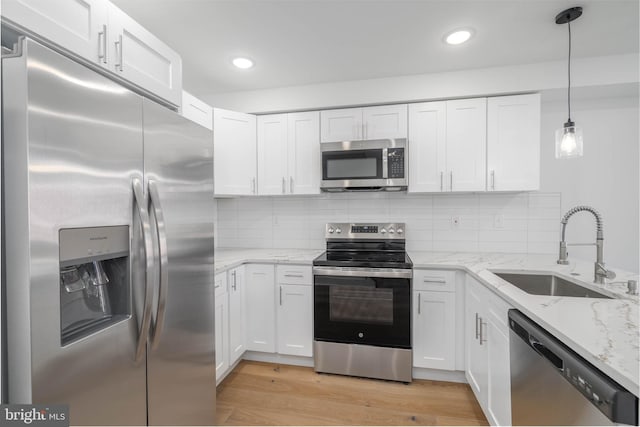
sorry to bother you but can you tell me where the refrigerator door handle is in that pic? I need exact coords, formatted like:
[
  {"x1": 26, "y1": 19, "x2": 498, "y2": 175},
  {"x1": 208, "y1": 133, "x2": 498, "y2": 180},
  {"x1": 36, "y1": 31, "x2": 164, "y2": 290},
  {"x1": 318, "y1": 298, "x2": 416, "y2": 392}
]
[
  {"x1": 132, "y1": 178, "x2": 155, "y2": 362},
  {"x1": 148, "y1": 180, "x2": 169, "y2": 350}
]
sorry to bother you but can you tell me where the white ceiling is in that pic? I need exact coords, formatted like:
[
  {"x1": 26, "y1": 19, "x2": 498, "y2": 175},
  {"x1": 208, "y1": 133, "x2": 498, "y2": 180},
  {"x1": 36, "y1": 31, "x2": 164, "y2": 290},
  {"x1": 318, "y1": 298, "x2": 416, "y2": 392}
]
[{"x1": 110, "y1": 0, "x2": 639, "y2": 97}]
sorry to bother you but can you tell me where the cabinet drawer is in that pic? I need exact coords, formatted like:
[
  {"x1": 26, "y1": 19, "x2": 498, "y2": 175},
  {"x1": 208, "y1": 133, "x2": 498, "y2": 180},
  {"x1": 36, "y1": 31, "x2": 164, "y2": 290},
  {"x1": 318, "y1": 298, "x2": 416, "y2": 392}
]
[
  {"x1": 276, "y1": 265, "x2": 312, "y2": 285},
  {"x1": 214, "y1": 272, "x2": 227, "y2": 297},
  {"x1": 413, "y1": 269, "x2": 456, "y2": 292}
]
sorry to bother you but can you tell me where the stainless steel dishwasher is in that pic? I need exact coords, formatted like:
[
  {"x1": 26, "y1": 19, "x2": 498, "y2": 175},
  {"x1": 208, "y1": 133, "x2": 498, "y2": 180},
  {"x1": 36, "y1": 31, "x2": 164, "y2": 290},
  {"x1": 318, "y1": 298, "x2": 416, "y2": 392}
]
[{"x1": 509, "y1": 310, "x2": 638, "y2": 426}]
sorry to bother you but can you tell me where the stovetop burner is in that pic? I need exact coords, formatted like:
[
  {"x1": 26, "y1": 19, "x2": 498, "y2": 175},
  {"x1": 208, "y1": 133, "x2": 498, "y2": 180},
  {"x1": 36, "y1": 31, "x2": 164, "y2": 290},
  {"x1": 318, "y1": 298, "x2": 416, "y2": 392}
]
[{"x1": 312, "y1": 222, "x2": 412, "y2": 269}]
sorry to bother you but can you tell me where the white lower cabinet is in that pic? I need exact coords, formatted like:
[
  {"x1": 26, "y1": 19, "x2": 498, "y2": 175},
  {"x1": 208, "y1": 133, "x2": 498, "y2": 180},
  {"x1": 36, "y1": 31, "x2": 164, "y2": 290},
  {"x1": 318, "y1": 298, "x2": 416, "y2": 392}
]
[
  {"x1": 214, "y1": 272, "x2": 229, "y2": 382},
  {"x1": 412, "y1": 269, "x2": 457, "y2": 370},
  {"x1": 228, "y1": 265, "x2": 246, "y2": 365},
  {"x1": 276, "y1": 266, "x2": 313, "y2": 357},
  {"x1": 465, "y1": 275, "x2": 512, "y2": 426},
  {"x1": 245, "y1": 264, "x2": 276, "y2": 353}
]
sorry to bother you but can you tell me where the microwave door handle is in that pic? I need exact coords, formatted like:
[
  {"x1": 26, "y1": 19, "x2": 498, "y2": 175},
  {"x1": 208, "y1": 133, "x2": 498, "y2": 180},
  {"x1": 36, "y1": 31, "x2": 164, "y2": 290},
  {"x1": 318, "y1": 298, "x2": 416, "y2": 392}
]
[
  {"x1": 382, "y1": 148, "x2": 388, "y2": 179},
  {"x1": 132, "y1": 178, "x2": 155, "y2": 363},
  {"x1": 148, "y1": 180, "x2": 169, "y2": 350}
]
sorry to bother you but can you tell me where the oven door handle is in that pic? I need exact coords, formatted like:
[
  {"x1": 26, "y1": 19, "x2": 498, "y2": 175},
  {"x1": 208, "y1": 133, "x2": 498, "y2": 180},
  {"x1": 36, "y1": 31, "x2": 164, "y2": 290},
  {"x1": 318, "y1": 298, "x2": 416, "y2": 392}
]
[{"x1": 313, "y1": 266, "x2": 412, "y2": 279}]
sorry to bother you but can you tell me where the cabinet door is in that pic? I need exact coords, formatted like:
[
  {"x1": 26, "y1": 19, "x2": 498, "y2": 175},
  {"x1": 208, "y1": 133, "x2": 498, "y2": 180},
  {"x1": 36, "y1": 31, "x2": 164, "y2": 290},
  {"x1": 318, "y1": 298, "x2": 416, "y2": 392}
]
[
  {"x1": 487, "y1": 94, "x2": 540, "y2": 191},
  {"x1": 228, "y1": 266, "x2": 246, "y2": 365},
  {"x1": 288, "y1": 112, "x2": 320, "y2": 195},
  {"x1": 107, "y1": 3, "x2": 182, "y2": 107},
  {"x1": 214, "y1": 108, "x2": 257, "y2": 195},
  {"x1": 245, "y1": 264, "x2": 276, "y2": 353},
  {"x1": 413, "y1": 291, "x2": 456, "y2": 370},
  {"x1": 320, "y1": 107, "x2": 362, "y2": 142},
  {"x1": 257, "y1": 114, "x2": 288, "y2": 195},
  {"x1": 408, "y1": 102, "x2": 447, "y2": 192},
  {"x1": 277, "y1": 284, "x2": 313, "y2": 357},
  {"x1": 465, "y1": 279, "x2": 488, "y2": 408},
  {"x1": 214, "y1": 292, "x2": 229, "y2": 381},
  {"x1": 446, "y1": 98, "x2": 487, "y2": 191},
  {"x1": 486, "y1": 316, "x2": 512, "y2": 426},
  {"x1": 2, "y1": 0, "x2": 108, "y2": 63},
  {"x1": 363, "y1": 104, "x2": 407, "y2": 140},
  {"x1": 182, "y1": 91, "x2": 213, "y2": 130}
]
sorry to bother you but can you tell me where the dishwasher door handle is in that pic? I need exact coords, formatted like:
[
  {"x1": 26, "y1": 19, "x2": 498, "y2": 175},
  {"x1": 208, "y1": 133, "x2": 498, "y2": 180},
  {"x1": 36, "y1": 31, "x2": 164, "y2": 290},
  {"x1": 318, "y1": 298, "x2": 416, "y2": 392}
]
[{"x1": 529, "y1": 335, "x2": 564, "y2": 370}]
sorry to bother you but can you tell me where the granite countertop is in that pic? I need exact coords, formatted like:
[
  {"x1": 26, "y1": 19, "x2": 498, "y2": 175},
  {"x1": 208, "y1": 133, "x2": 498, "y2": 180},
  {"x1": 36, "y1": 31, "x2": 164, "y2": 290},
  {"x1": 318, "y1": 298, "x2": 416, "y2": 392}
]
[{"x1": 214, "y1": 247, "x2": 639, "y2": 396}]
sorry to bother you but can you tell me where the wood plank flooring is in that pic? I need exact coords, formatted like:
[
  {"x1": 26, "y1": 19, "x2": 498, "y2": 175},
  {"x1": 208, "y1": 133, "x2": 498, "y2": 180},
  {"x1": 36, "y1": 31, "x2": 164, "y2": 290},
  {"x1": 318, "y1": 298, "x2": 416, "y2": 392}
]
[{"x1": 216, "y1": 361, "x2": 488, "y2": 426}]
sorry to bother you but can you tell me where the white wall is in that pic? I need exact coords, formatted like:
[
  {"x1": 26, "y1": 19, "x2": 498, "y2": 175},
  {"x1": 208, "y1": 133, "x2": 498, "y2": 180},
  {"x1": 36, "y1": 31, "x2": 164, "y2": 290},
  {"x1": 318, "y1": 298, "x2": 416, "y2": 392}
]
[
  {"x1": 540, "y1": 93, "x2": 639, "y2": 272},
  {"x1": 216, "y1": 192, "x2": 561, "y2": 255}
]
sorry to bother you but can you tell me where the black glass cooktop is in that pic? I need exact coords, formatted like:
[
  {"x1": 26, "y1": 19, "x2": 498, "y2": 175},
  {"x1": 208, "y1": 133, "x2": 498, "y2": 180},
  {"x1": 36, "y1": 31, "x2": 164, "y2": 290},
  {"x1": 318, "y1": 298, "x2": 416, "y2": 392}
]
[{"x1": 313, "y1": 251, "x2": 413, "y2": 269}]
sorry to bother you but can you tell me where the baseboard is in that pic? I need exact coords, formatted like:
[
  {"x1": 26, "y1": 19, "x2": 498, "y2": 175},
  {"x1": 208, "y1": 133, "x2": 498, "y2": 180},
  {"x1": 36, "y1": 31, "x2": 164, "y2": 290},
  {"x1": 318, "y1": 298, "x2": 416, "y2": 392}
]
[
  {"x1": 412, "y1": 367, "x2": 468, "y2": 383},
  {"x1": 242, "y1": 351, "x2": 315, "y2": 367}
]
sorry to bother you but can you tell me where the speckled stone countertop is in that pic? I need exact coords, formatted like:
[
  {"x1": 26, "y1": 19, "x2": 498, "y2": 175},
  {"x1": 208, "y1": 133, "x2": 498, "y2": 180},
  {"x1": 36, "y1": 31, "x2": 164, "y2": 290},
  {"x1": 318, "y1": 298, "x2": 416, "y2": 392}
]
[{"x1": 214, "y1": 248, "x2": 639, "y2": 396}]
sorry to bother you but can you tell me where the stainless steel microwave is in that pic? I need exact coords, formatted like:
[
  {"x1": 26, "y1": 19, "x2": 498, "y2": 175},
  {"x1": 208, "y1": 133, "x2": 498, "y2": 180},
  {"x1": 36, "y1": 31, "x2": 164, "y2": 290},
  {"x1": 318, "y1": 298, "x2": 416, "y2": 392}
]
[{"x1": 320, "y1": 138, "x2": 407, "y2": 191}]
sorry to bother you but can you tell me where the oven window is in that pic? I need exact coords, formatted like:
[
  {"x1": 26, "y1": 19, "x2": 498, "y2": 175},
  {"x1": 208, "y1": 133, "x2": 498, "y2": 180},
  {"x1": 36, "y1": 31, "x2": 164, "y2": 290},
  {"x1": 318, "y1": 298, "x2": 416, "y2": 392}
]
[
  {"x1": 322, "y1": 150, "x2": 382, "y2": 180},
  {"x1": 329, "y1": 286, "x2": 393, "y2": 325}
]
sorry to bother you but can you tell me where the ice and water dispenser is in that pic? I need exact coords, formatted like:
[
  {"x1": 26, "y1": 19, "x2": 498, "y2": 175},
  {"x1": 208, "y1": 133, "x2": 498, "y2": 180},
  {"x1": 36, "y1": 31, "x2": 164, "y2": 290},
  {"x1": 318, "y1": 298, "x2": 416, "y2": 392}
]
[{"x1": 59, "y1": 226, "x2": 130, "y2": 345}]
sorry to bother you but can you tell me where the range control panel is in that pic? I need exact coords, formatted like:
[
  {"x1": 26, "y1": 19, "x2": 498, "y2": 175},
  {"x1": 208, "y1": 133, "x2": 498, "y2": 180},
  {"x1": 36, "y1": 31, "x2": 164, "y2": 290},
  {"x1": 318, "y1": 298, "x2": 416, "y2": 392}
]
[{"x1": 325, "y1": 223, "x2": 406, "y2": 240}]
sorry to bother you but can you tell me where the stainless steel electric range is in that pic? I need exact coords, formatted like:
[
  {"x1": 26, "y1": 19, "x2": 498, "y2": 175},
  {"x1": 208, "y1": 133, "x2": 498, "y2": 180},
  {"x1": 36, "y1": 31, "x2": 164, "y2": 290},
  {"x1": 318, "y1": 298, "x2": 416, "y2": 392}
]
[{"x1": 312, "y1": 223, "x2": 413, "y2": 382}]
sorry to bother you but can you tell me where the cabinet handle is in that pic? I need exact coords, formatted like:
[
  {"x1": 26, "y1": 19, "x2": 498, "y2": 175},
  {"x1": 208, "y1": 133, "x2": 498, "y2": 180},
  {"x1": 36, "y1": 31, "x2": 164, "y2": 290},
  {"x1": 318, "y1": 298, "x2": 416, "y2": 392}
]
[
  {"x1": 479, "y1": 318, "x2": 487, "y2": 345},
  {"x1": 418, "y1": 293, "x2": 421, "y2": 315},
  {"x1": 450, "y1": 171, "x2": 453, "y2": 191},
  {"x1": 475, "y1": 313, "x2": 480, "y2": 340},
  {"x1": 114, "y1": 34, "x2": 123, "y2": 72},
  {"x1": 279, "y1": 286, "x2": 283, "y2": 306},
  {"x1": 440, "y1": 171, "x2": 444, "y2": 191},
  {"x1": 423, "y1": 277, "x2": 446, "y2": 284},
  {"x1": 231, "y1": 271, "x2": 237, "y2": 291},
  {"x1": 98, "y1": 24, "x2": 107, "y2": 64},
  {"x1": 282, "y1": 177, "x2": 286, "y2": 194},
  {"x1": 491, "y1": 170, "x2": 495, "y2": 190},
  {"x1": 284, "y1": 274, "x2": 304, "y2": 278},
  {"x1": 251, "y1": 177, "x2": 256, "y2": 194},
  {"x1": 289, "y1": 176, "x2": 294, "y2": 193}
]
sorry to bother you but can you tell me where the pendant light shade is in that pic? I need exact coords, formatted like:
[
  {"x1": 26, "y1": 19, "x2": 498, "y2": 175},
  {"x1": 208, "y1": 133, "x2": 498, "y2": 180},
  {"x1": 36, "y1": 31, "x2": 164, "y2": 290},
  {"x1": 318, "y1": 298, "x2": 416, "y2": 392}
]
[{"x1": 555, "y1": 6, "x2": 583, "y2": 159}]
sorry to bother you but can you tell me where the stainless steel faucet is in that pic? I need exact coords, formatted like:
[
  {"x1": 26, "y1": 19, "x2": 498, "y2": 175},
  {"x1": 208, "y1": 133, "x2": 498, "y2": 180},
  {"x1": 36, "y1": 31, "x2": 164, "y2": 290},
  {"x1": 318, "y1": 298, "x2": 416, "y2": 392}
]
[{"x1": 557, "y1": 205, "x2": 616, "y2": 284}]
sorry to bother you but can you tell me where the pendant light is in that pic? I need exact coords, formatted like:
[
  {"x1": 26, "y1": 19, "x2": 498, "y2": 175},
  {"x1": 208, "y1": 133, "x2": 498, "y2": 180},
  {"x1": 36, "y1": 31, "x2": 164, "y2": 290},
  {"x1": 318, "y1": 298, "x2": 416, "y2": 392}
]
[{"x1": 555, "y1": 6, "x2": 583, "y2": 159}]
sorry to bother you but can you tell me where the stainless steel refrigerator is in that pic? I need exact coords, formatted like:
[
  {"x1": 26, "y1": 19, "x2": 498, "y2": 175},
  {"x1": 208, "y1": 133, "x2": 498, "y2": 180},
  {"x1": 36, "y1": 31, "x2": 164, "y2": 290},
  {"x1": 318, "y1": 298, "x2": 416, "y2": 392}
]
[{"x1": 2, "y1": 38, "x2": 216, "y2": 425}]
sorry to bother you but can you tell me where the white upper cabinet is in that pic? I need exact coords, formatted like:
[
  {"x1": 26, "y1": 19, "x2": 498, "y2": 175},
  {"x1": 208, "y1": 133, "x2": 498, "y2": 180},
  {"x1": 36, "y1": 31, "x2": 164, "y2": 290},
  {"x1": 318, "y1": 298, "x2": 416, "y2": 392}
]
[
  {"x1": 408, "y1": 101, "x2": 447, "y2": 192},
  {"x1": 320, "y1": 107, "x2": 362, "y2": 142},
  {"x1": 181, "y1": 91, "x2": 212, "y2": 130},
  {"x1": 257, "y1": 112, "x2": 320, "y2": 195},
  {"x1": 487, "y1": 94, "x2": 541, "y2": 191},
  {"x1": 2, "y1": 0, "x2": 183, "y2": 107},
  {"x1": 446, "y1": 98, "x2": 487, "y2": 192},
  {"x1": 214, "y1": 108, "x2": 257, "y2": 196},
  {"x1": 320, "y1": 105, "x2": 407, "y2": 142},
  {"x1": 362, "y1": 104, "x2": 408, "y2": 140},
  {"x1": 2, "y1": 0, "x2": 108, "y2": 62},
  {"x1": 107, "y1": 3, "x2": 182, "y2": 106},
  {"x1": 257, "y1": 114, "x2": 289, "y2": 195},
  {"x1": 287, "y1": 112, "x2": 320, "y2": 195}
]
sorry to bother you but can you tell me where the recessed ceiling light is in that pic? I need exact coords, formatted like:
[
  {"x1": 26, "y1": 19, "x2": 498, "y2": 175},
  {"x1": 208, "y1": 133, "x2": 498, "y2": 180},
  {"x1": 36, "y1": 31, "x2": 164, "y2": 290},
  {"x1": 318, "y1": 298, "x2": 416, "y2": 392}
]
[
  {"x1": 232, "y1": 57, "x2": 254, "y2": 69},
  {"x1": 444, "y1": 29, "x2": 473, "y2": 45}
]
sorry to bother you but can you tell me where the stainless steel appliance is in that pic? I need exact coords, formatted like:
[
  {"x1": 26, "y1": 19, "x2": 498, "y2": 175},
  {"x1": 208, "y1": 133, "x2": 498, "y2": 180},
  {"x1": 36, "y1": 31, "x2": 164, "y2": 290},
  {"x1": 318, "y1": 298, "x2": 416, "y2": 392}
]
[
  {"x1": 320, "y1": 139, "x2": 407, "y2": 191},
  {"x1": 2, "y1": 38, "x2": 215, "y2": 425},
  {"x1": 509, "y1": 310, "x2": 638, "y2": 426},
  {"x1": 313, "y1": 223, "x2": 412, "y2": 382}
]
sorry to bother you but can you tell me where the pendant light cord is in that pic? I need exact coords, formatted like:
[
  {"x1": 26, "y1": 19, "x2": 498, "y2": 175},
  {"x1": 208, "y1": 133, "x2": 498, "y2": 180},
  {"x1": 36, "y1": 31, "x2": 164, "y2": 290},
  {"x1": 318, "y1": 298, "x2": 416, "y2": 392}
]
[{"x1": 567, "y1": 19, "x2": 572, "y2": 122}]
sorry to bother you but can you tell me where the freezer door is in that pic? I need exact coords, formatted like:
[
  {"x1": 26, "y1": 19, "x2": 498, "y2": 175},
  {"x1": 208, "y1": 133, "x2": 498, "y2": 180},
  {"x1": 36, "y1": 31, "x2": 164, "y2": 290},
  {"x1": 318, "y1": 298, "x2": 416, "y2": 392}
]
[
  {"x1": 2, "y1": 39, "x2": 147, "y2": 425},
  {"x1": 143, "y1": 98, "x2": 216, "y2": 425}
]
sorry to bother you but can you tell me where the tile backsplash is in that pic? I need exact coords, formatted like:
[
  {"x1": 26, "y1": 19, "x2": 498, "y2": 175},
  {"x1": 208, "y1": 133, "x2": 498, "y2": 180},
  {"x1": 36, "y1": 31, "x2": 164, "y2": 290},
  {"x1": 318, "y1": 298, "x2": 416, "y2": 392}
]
[{"x1": 216, "y1": 192, "x2": 561, "y2": 254}]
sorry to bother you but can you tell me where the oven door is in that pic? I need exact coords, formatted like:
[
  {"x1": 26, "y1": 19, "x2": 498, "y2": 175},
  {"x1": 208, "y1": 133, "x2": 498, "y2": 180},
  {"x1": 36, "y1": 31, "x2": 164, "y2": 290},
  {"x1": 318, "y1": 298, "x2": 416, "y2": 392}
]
[{"x1": 313, "y1": 267, "x2": 411, "y2": 349}]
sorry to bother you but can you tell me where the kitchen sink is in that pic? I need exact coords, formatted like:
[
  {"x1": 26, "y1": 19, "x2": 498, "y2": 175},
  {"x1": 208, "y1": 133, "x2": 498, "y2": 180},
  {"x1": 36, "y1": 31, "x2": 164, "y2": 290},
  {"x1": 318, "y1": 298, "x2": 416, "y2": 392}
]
[{"x1": 493, "y1": 272, "x2": 613, "y2": 299}]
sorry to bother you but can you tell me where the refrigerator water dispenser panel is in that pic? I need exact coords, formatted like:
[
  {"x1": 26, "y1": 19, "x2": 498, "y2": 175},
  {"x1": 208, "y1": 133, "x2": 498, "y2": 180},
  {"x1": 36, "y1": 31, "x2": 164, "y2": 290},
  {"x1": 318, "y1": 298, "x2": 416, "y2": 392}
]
[{"x1": 59, "y1": 226, "x2": 130, "y2": 346}]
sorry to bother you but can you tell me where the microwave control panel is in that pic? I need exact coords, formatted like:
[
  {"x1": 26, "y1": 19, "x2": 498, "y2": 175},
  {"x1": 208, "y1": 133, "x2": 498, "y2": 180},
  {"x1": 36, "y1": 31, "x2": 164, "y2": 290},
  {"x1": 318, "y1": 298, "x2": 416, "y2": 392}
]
[{"x1": 387, "y1": 148, "x2": 405, "y2": 178}]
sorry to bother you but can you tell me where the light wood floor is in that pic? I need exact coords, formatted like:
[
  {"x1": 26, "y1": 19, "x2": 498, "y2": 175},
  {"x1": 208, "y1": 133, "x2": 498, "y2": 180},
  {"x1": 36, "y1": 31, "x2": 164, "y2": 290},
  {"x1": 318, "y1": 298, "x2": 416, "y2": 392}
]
[{"x1": 216, "y1": 361, "x2": 488, "y2": 426}]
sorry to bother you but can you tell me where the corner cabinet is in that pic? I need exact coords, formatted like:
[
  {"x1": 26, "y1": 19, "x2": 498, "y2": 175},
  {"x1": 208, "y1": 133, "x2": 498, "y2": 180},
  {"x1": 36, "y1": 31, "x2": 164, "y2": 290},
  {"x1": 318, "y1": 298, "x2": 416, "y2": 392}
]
[
  {"x1": 465, "y1": 276, "x2": 512, "y2": 426},
  {"x1": 275, "y1": 266, "x2": 313, "y2": 357},
  {"x1": 320, "y1": 105, "x2": 407, "y2": 142},
  {"x1": 214, "y1": 272, "x2": 229, "y2": 382},
  {"x1": 214, "y1": 108, "x2": 257, "y2": 196},
  {"x1": 487, "y1": 94, "x2": 541, "y2": 191},
  {"x1": 408, "y1": 98, "x2": 486, "y2": 192},
  {"x1": 228, "y1": 266, "x2": 246, "y2": 366},
  {"x1": 244, "y1": 264, "x2": 276, "y2": 352},
  {"x1": 3, "y1": 0, "x2": 183, "y2": 107},
  {"x1": 257, "y1": 112, "x2": 320, "y2": 195}
]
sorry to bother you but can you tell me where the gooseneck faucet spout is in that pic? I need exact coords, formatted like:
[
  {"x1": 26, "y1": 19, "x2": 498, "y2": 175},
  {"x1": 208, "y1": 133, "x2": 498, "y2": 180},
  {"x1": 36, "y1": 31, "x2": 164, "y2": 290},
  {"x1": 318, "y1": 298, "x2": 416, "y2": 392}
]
[{"x1": 557, "y1": 205, "x2": 615, "y2": 284}]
